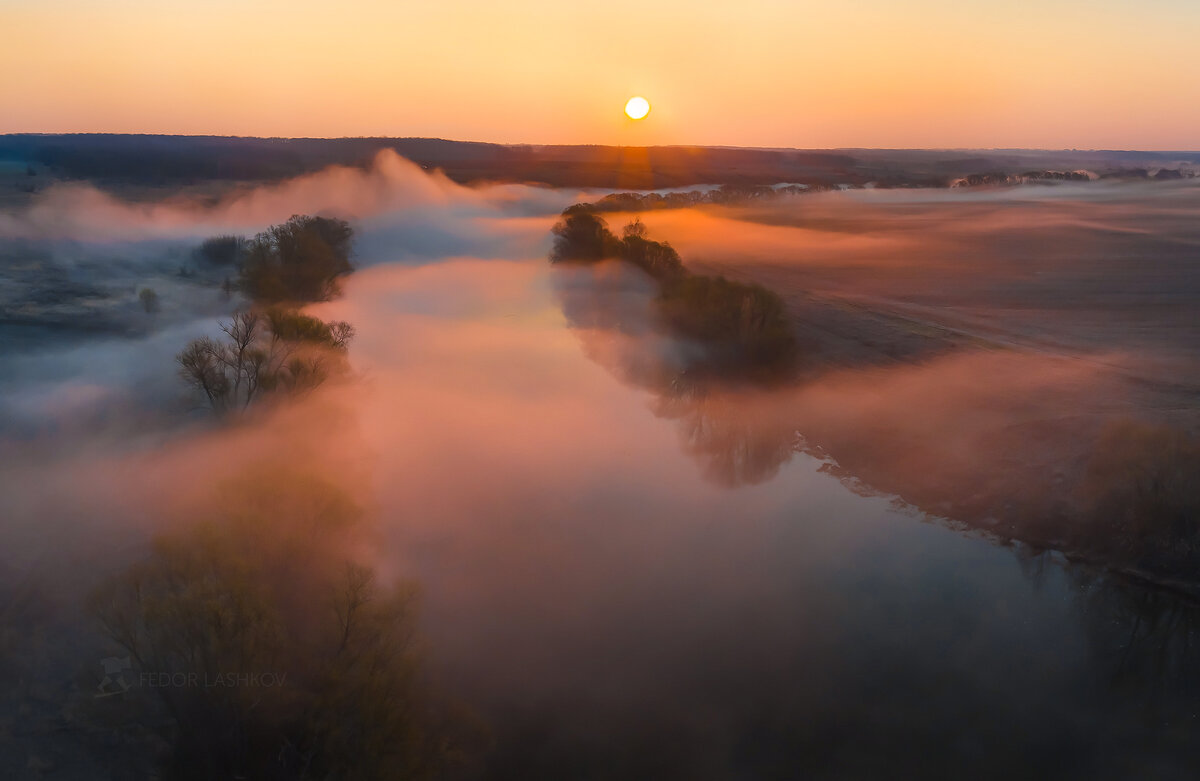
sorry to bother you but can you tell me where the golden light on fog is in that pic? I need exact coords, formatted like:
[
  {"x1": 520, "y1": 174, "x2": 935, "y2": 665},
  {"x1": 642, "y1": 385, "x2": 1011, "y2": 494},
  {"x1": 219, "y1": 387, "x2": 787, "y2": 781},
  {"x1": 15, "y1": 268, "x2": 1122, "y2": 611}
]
[{"x1": 624, "y1": 96, "x2": 651, "y2": 120}]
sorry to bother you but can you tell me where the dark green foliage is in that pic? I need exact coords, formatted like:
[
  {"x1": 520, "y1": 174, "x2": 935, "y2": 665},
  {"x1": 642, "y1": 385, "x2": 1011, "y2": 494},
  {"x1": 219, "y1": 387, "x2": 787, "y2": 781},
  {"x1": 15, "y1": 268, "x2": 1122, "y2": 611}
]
[
  {"x1": 658, "y1": 274, "x2": 796, "y2": 376},
  {"x1": 549, "y1": 210, "x2": 682, "y2": 279},
  {"x1": 239, "y1": 216, "x2": 354, "y2": 304},
  {"x1": 549, "y1": 205, "x2": 797, "y2": 379},
  {"x1": 195, "y1": 235, "x2": 247, "y2": 266},
  {"x1": 550, "y1": 206, "x2": 620, "y2": 262},
  {"x1": 618, "y1": 234, "x2": 685, "y2": 282}
]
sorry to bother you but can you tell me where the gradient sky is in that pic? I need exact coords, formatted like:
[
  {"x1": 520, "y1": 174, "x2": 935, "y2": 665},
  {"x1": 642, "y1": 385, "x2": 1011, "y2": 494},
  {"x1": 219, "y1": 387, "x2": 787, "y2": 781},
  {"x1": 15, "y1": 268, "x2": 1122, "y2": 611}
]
[{"x1": 3, "y1": 0, "x2": 1198, "y2": 149}]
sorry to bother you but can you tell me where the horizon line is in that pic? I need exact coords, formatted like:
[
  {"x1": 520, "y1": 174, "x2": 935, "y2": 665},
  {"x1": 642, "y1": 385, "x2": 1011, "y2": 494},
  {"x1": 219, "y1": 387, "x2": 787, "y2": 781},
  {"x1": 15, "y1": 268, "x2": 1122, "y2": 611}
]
[{"x1": 2, "y1": 131, "x2": 1198, "y2": 156}]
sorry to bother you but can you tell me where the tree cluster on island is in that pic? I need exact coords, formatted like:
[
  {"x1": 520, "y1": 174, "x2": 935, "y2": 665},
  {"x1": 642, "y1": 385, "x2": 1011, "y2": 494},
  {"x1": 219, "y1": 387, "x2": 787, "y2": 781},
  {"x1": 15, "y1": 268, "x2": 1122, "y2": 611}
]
[
  {"x1": 179, "y1": 215, "x2": 357, "y2": 415},
  {"x1": 178, "y1": 308, "x2": 354, "y2": 415},
  {"x1": 550, "y1": 205, "x2": 797, "y2": 380}
]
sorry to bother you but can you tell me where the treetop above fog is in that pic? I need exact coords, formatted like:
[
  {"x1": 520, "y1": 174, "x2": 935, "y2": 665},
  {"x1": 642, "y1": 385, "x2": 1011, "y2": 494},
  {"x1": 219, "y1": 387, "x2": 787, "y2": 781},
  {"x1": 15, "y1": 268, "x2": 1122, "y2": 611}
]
[{"x1": 238, "y1": 215, "x2": 355, "y2": 304}]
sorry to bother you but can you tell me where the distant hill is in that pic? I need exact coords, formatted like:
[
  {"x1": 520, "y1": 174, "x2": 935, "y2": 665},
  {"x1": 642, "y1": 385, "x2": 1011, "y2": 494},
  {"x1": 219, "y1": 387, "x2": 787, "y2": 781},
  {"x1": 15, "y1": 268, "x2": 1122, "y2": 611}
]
[{"x1": 1, "y1": 134, "x2": 1196, "y2": 190}]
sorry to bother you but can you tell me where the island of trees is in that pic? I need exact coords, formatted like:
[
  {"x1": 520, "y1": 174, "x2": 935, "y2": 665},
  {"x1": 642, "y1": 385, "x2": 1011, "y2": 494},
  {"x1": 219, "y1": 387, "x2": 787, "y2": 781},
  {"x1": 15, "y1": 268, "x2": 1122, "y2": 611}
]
[
  {"x1": 179, "y1": 215, "x2": 357, "y2": 415},
  {"x1": 550, "y1": 204, "x2": 797, "y2": 381}
]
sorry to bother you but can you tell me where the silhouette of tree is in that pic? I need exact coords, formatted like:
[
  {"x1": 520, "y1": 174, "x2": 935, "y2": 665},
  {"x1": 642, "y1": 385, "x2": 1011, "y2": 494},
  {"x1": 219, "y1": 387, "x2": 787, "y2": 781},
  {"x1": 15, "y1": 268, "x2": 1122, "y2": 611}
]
[
  {"x1": 138, "y1": 287, "x2": 160, "y2": 314},
  {"x1": 89, "y1": 470, "x2": 473, "y2": 780},
  {"x1": 178, "y1": 309, "x2": 354, "y2": 415},
  {"x1": 550, "y1": 206, "x2": 620, "y2": 262},
  {"x1": 549, "y1": 205, "x2": 797, "y2": 379},
  {"x1": 194, "y1": 235, "x2": 247, "y2": 267},
  {"x1": 239, "y1": 216, "x2": 354, "y2": 303}
]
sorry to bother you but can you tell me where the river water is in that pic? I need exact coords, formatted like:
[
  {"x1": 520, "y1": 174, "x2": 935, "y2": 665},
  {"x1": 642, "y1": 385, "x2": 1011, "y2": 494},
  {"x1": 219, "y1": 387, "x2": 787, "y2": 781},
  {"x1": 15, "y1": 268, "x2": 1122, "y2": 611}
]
[{"x1": 312, "y1": 256, "x2": 1200, "y2": 780}]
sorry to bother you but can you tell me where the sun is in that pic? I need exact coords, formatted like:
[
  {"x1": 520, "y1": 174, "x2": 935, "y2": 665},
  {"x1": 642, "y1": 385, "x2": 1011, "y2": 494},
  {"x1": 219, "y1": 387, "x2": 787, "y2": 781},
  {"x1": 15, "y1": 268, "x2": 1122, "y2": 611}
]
[{"x1": 624, "y1": 96, "x2": 651, "y2": 120}]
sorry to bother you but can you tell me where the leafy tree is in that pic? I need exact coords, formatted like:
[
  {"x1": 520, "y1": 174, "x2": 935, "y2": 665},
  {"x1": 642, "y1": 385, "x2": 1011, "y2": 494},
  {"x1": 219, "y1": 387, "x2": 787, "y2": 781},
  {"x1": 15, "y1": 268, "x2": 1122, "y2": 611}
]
[
  {"x1": 656, "y1": 274, "x2": 796, "y2": 375},
  {"x1": 619, "y1": 230, "x2": 685, "y2": 282},
  {"x1": 239, "y1": 216, "x2": 354, "y2": 303},
  {"x1": 550, "y1": 205, "x2": 620, "y2": 262},
  {"x1": 89, "y1": 471, "x2": 471, "y2": 780}
]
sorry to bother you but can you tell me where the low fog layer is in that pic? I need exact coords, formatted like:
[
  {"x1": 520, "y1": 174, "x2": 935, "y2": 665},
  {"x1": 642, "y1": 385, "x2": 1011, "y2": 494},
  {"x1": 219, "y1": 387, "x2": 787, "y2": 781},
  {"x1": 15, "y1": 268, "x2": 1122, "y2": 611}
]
[
  {"x1": 2, "y1": 155, "x2": 1199, "y2": 778},
  {"x1": 552, "y1": 184, "x2": 1200, "y2": 582},
  {"x1": 0, "y1": 149, "x2": 583, "y2": 243},
  {"x1": 0, "y1": 149, "x2": 574, "y2": 352},
  {"x1": 636, "y1": 181, "x2": 1200, "y2": 388},
  {"x1": 0, "y1": 151, "x2": 576, "y2": 439}
]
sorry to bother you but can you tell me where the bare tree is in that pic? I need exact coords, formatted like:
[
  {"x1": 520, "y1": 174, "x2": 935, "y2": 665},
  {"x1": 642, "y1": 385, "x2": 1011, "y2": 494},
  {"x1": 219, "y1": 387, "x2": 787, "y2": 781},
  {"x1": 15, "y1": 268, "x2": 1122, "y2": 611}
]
[{"x1": 178, "y1": 308, "x2": 354, "y2": 415}]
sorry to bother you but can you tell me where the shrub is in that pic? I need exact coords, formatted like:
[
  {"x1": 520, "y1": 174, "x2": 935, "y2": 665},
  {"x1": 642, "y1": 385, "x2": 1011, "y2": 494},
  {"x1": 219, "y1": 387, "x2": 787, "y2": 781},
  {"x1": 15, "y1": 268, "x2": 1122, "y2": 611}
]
[{"x1": 138, "y1": 287, "x2": 160, "y2": 314}]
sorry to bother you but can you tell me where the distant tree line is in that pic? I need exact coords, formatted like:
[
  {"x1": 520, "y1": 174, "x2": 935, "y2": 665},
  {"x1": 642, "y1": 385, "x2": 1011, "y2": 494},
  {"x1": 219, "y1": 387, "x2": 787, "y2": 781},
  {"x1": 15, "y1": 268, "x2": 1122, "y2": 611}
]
[
  {"x1": 0, "y1": 134, "x2": 861, "y2": 188},
  {"x1": 5, "y1": 134, "x2": 1195, "y2": 190},
  {"x1": 585, "y1": 184, "x2": 843, "y2": 214},
  {"x1": 550, "y1": 205, "x2": 797, "y2": 380},
  {"x1": 953, "y1": 170, "x2": 1091, "y2": 187}
]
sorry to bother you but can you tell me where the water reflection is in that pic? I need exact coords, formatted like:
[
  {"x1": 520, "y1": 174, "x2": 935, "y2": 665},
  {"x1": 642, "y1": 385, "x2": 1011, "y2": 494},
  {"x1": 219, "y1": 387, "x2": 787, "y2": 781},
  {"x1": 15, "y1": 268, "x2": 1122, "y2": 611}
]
[
  {"x1": 1015, "y1": 546, "x2": 1200, "y2": 696},
  {"x1": 550, "y1": 260, "x2": 799, "y2": 487}
]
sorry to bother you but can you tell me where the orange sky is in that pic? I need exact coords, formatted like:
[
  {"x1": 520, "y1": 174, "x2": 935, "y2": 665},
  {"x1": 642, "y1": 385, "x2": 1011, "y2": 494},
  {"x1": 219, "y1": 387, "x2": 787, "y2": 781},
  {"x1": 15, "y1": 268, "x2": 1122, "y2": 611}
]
[{"x1": 3, "y1": 0, "x2": 1198, "y2": 149}]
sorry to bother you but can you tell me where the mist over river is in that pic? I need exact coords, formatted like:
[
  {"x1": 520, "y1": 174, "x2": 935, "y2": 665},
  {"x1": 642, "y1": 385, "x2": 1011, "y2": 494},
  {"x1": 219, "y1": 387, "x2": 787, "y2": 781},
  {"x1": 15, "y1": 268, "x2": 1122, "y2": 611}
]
[{"x1": 1, "y1": 156, "x2": 1198, "y2": 779}]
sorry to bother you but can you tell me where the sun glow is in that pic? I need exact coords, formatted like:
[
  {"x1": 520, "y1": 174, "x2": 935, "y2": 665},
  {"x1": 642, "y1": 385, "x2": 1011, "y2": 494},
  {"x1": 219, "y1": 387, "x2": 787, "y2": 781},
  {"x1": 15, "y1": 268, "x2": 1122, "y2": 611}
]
[{"x1": 624, "y1": 96, "x2": 651, "y2": 120}]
